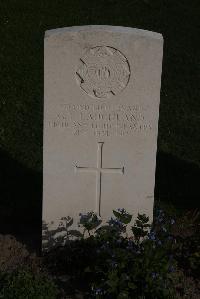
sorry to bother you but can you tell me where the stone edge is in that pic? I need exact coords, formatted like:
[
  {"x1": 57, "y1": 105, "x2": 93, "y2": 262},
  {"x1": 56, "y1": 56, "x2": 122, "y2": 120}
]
[{"x1": 45, "y1": 25, "x2": 163, "y2": 40}]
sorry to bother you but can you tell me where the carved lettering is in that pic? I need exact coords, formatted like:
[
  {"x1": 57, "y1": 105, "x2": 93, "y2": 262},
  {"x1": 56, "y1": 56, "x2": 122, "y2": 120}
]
[{"x1": 47, "y1": 103, "x2": 152, "y2": 137}]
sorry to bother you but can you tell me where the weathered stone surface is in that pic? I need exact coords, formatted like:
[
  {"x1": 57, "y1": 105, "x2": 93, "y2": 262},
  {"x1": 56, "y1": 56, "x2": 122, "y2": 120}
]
[{"x1": 43, "y1": 25, "x2": 163, "y2": 243}]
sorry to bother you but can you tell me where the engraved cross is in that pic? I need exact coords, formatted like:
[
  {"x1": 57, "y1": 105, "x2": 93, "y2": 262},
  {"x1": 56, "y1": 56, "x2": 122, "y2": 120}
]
[{"x1": 75, "y1": 142, "x2": 124, "y2": 216}]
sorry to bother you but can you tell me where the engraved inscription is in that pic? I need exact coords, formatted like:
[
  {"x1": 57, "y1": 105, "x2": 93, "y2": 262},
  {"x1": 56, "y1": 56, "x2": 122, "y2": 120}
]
[
  {"x1": 75, "y1": 142, "x2": 124, "y2": 216},
  {"x1": 48, "y1": 103, "x2": 152, "y2": 137},
  {"x1": 76, "y1": 46, "x2": 130, "y2": 99}
]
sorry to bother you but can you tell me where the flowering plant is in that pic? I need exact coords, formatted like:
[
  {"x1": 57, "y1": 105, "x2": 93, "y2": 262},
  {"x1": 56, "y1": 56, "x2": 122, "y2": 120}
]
[
  {"x1": 76, "y1": 208, "x2": 178, "y2": 298},
  {"x1": 44, "y1": 207, "x2": 200, "y2": 298}
]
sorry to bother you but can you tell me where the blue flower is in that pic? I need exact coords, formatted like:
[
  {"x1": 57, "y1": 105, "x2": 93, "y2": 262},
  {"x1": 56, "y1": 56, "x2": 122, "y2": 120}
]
[
  {"x1": 152, "y1": 272, "x2": 158, "y2": 279},
  {"x1": 117, "y1": 208, "x2": 126, "y2": 213},
  {"x1": 148, "y1": 231, "x2": 156, "y2": 240},
  {"x1": 110, "y1": 261, "x2": 118, "y2": 268},
  {"x1": 80, "y1": 214, "x2": 88, "y2": 221},
  {"x1": 116, "y1": 239, "x2": 122, "y2": 244},
  {"x1": 157, "y1": 240, "x2": 162, "y2": 246},
  {"x1": 168, "y1": 265, "x2": 175, "y2": 273},
  {"x1": 126, "y1": 240, "x2": 135, "y2": 250},
  {"x1": 158, "y1": 217, "x2": 164, "y2": 223},
  {"x1": 94, "y1": 288, "x2": 103, "y2": 295},
  {"x1": 156, "y1": 209, "x2": 165, "y2": 217},
  {"x1": 126, "y1": 275, "x2": 129, "y2": 280},
  {"x1": 100, "y1": 244, "x2": 107, "y2": 250},
  {"x1": 108, "y1": 217, "x2": 124, "y2": 229},
  {"x1": 170, "y1": 219, "x2": 175, "y2": 225},
  {"x1": 128, "y1": 240, "x2": 133, "y2": 245}
]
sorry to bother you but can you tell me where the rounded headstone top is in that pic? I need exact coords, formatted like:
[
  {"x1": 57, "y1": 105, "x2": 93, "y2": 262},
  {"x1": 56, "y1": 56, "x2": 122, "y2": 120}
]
[{"x1": 45, "y1": 25, "x2": 163, "y2": 40}]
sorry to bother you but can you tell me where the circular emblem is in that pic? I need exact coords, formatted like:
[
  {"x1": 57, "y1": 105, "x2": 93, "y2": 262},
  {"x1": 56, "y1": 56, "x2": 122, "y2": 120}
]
[{"x1": 76, "y1": 46, "x2": 130, "y2": 99}]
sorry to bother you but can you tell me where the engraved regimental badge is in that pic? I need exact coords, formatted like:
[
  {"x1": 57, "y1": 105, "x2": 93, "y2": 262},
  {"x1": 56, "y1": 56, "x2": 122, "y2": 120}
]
[{"x1": 76, "y1": 46, "x2": 130, "y2": 99}]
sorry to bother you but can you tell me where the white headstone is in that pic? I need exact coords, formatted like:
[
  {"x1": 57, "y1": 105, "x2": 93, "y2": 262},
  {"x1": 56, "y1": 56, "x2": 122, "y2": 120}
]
[{"x1": 43, "y1": 25, "x2": 163, "y2": 242}]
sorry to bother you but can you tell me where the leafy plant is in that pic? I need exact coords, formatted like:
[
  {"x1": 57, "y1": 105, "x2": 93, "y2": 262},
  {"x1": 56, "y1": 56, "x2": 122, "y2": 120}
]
[
  {"x1": 42, "y1": 207, "x2": 200, "y2": 298},
  {"x1": 79, "y1": 212, "x2": 102, "y2": 236},
  {"x1": 0, "y1": 270, "x2": 58, "y2": 299},
  {"x1": 42, "y1": 216, "x2": 83, "y2": 251},
  {"x1": 131, "y1": 213, "x2": 151, "y2": 243},
  {"x1": 87, "y1": 210, "x2": 177, "y2": 298}
]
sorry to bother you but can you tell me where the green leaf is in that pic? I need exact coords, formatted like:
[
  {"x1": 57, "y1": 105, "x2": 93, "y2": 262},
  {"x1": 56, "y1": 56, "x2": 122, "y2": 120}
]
[
  {"x1": 113, "y1": 210, "x2": 132, "y2": 224},
  {"x1": 113, "y1": 210, "x2": 121, "y2": 219},
  {"x1": 65, "y1": 218, "x2": 73, "y2": 228},
  {"x1": 128, "y1": 282, "x2": 137, "y2": 289},
  {"x1": 121, "y1": 214, "x2": 132, "y2": 225},
  {"x1": 117, "y1": 291, "x2": 129, "y2": 299},
  {"x1": 68, "y1": 230, "x2": 83, "y2": 238},
  {"x1": 84, "y1": 266, "x2": 92, "y2": 273},
  {"x1": 137, "y1": 213, "x2": 149, "y2": 223}
]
